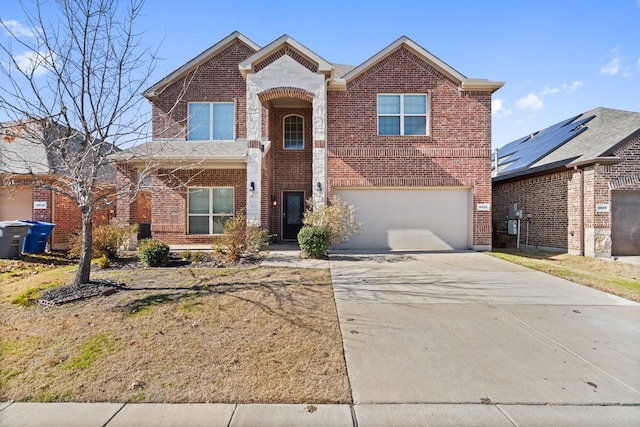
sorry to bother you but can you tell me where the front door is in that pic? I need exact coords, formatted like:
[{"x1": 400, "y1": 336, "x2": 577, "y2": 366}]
[{"x1": 283, "y1": 191, "x2": 305, "y2": 240}]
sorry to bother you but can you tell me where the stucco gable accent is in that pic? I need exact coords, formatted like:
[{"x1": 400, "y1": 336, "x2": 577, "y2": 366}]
[
  {"x1": 257, "y1": 87, "x2": 314, "y2": 104},
  {"x1": 239, "y1": 35, "x2": 332, "y2": 78},
  {"x1": 343, "y1": 36, "x2": 503, "y2": 93},
  {"x1": 143, "y1": 31, "x2": 260, "y2": 99}
]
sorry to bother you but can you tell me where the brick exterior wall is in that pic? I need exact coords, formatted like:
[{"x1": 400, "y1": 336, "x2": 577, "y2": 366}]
[
  {"x1": 129, "y1": 38, "x2": 495, "y2": 247},
  {"x1": 150, "y1": 169, "x2": 246, "y2": 244},
  {"x1": 327, "y1": 47, "x2": 493, "y2": 247},
  {"x1": 494, "y1": 134, "x2": 640, "y2": 255},
  {"x1": 493, "y1": 171, "x2": 571, "y2": 250},
  {"x1": 150, "y1": 40, "x2": 256, "y2": 140}
]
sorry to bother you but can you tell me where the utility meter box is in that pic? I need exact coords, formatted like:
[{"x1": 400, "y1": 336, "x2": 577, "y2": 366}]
[{"x1": 508, "y1": 219, "x2": 518, "y2": 235}]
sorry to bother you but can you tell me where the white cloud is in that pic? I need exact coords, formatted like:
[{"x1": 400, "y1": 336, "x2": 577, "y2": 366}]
[
  {"x1": 563, "y1": 81, "x2": 584, "y2": 93},
  {"x1": 1, "y1": 19, "x2": 35, "y2": 39},
  {"x1": 601, "y1": 57, "x2": 621, "y2": 75},
  {"x1": 13, "y1": 50, "x2": 55, "y2": 77},
  {"x1": 492, "y1": 98, "x2": 512, "y2": 118},
  {"x1": 540, "y1": 86, "x2": 560, "y2": 96},
  {"x1": 516, "y1": 93, "x2": 543, "y2": 112}
]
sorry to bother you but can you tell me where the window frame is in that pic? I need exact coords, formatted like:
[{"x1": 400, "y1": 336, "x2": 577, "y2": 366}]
[
  {"x1": 283, "y1": 114, "x2": 304, "y2": 150},
  {"x1": 377, "y1": 94, "x2": 428, "y2": 136},
  {"x1": 187, "y1": 187, "x2": 235, "y2": 235},
  {"x1": 187, "y1": 102, "x2": 235, "y2": 141}
]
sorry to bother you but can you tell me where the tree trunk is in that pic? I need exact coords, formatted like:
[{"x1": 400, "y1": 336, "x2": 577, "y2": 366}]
[{"x1": 74, "y1": 209, "x2": 93, "y2": 286}]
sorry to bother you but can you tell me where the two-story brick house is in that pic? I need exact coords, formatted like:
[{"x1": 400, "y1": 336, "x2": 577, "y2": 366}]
[{"x1": 115, "y1": 31, "x2": 503, "y2": 250}]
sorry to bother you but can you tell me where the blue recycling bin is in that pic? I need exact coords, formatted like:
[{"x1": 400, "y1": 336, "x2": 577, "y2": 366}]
[{"x1": 20, "y1": 220, "x2": 55, "y2": 254}]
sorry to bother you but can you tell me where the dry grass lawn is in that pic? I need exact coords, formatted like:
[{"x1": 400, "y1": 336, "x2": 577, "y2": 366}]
[
  {"x1": 0, "y1": 259, "x2": 351, "y2": 404},
  {"x1": 489, "y1": 249, "x2": 640, "y2": 302}
]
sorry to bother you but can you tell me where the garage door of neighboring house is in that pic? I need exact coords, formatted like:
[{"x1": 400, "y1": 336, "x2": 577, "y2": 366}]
[
  {"x1": 611, "y1": 190, "x2": 640, "y2": 256},
  {"x1": 0, "y1": 186, "x2": 32, "y2": 221},
  {"x1": 332, "y1": 188, "x2": 471, "y2": 251}
]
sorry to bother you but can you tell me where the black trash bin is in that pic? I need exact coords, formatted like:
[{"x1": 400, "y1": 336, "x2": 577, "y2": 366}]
[
  {"x1": 0, "y1": 221, "x2": 32, "y2": 259},
  {"x1": 21, "y1": 220, "x2": 56, "y2": 254}
]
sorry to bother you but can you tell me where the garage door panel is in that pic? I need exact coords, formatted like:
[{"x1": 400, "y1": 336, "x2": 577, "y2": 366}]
[
  {"x1": 334, "y1": 188, "x2": 470, "y2": 251},
  {"x1": 612, "y1": 190, "x2": 640, "y2": 256},
  {"x1": 0, "y1": 186, "x2": 32, "y2": 221}
]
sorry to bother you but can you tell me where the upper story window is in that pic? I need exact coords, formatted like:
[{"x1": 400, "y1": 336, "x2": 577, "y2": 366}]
[
  {"x1": 377, "y1": 94, "x2": 427, "y2": 136},
  {"x1": 188, "y1": 102, "x2": 234, "y2": 141},
  {"x1": 283, "y1": 115, "x2": 304, "y2": 149}
]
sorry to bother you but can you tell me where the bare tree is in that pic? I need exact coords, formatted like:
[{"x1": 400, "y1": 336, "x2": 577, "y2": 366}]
[{"x1": 0, "y1": 0, "x2": 155, "y2": 286}]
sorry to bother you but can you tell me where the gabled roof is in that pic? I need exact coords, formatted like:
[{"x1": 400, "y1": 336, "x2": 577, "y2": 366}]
[
  {"x1": 143, "y1": 31, "x2": 260, "y2": 99},
  {"x1": 342, "y1": 36, "x2": 504, "y2": 93},
  {"x1": 493, "y1": 107, "x2": 640, "y2": 182},
  {"x1": 239, "y1": 34, "x2": 333, "y2": 78},
  {"x1": 0, "y1": 120, "x2": 117, "y2": 183}
]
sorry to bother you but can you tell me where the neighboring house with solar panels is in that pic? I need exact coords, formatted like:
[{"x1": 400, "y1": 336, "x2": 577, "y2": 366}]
[
  {"x1": 492, "y1": 107, "x2": 640, "y2": 257},
  {"x1": 113, "y1": 31, "x2": 504, "y2": 250}
]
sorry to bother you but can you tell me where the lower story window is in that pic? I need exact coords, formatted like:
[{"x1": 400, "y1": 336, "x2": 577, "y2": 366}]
[{"x1": 188, "y1": 187, "x2": 234, "y2": 234}]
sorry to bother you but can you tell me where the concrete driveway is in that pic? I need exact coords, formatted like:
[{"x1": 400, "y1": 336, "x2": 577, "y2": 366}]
[{"x1": 330, "y1": 251, "x2": 640, "y2": 424}]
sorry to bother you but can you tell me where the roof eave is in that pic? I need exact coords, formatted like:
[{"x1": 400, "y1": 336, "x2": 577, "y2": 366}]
[
  {"x1": 343, "y1": 36, "x2": 468, "y2": 85},
  {"x1": 461, "y1": 79, "x2": 505, "y2": 93},
  {"x1": 144, "y1": 31, "x2": 260, "y2": 99},
  {"x1": 239, "y1": 35, "x2": 332, "y2": 79},
  {"x1": 566, "y1": 156, "x2": 623, "y2": 169}
]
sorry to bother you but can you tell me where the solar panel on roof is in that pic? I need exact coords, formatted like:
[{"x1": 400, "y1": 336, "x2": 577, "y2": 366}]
[{"x1": 496, "y1": 114, "x2": 595, "y2": 174}]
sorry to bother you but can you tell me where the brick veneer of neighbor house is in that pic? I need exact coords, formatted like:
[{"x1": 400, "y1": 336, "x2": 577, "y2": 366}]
[
  {"x1": 567, "y1": 135, "x2": 640, "y2": 256},
  {"x1": 493, "y1": 171, "x2": 571, "y2": 251},
  {"x1": 327, "y1": 47, "x2": 493, "y2": 248},
  {"x1": 493, "y1": 125, "x2": 640, "y2": 256}
]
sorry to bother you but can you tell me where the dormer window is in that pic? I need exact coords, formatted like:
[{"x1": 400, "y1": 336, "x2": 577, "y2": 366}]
[{"x1": 188, "y1": 102, "x2": 234, "y2": 140}]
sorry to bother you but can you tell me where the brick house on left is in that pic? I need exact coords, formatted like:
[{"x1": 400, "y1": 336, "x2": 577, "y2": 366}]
[{"x1": 114, "y1": 31, "x2": 503, "y2": 250}]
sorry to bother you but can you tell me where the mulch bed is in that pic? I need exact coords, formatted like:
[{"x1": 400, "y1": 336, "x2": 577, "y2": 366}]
[{"x1": 36, "y1": 252, "x2": 265, "y2": 306}]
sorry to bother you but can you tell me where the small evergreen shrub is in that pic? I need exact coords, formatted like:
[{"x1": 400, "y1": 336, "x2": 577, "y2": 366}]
[
  {"x1": 297, "y1": 227, "x2": 330, "y2": 259},
  {"x1": 138, "y1": 238, "x2": 169, "y2": 267}
]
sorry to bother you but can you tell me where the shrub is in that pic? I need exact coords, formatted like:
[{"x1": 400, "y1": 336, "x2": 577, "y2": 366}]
[
  {"x1": 92, "y1": 255, "x2": 110, "y2": 269},
  {"x1": 297, "y1": 227, "x2": 330, "y2": 259},
  {"x1": 212, "y1": 211, "x2": 269, "y2": 262},
  {"x1": 190, "y1": 251, "x2": 206, "y2": 263},
  {"x1": 69, "y1": 219, "x2": 138, "y2": 260},
  {"x1": 138, "y1": 238, "x2": 169, "y2": 267},
  {"x1": 180, "y1": 249, "x2": 192, "y2": 260},
  {"x1": 302, "y1": 196, "x2": 360, "y2": 244}
]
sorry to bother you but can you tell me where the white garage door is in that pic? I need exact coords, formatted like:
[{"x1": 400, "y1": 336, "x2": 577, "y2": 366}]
[
  {"x1": 0, "y1": 186, "x2": 32, "y2": 221},
  {"x1": 333, "y1": 188, "x2": 471, "y2": 251}
]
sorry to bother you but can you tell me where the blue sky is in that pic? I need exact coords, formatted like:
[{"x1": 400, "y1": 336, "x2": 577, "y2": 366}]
[{"x1": 2, "y1": 0, "x2": 640, "y2": 148}]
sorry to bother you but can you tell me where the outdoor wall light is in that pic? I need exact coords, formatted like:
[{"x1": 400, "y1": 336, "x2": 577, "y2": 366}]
[
  {"x1": 271, "y1": 196, "x2": 278, "y2": 207},
  {"x1": 249, "y1": 181, "x2": 255, "y2": 196},
  {"x1": 317, "y1": 181, "x2": 322, "y2": 191}
]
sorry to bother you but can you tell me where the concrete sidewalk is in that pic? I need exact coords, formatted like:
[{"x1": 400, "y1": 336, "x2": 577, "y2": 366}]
[
  {"x1": 2, "y1": 250, "x2": 640, "y2": 426},
  {"x1": 3, "y1": 401, "x2": 640, "y2": 426}
]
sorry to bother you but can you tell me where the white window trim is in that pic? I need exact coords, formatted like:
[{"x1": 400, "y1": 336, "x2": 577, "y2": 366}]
[
  {"x1": 283, "y1": 114, "x2": 304, "y2": 150},
  {"x1": 187, "y1": 101, "x2": 235, "y2": 141},
  {"x1": 187, "y1": 187, "x2": 235, "y2": 235},
  {"x1": 377, "y1": 94, "x2": 429, "y2": 136}
]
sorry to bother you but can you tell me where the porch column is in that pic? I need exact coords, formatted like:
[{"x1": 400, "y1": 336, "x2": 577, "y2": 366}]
[
  {"x1": 312, "y1": 87, "x2": 327, "y2": 207},
  {"x1": 246, "y1": 80, "x2": 262, "y2": 224}
]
